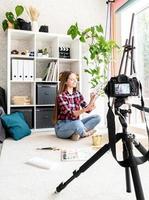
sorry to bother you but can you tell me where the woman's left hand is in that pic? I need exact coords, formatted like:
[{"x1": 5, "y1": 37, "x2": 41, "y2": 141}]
[{"x1": 89, "y1": 92, "x2": 97, "y2": 105}]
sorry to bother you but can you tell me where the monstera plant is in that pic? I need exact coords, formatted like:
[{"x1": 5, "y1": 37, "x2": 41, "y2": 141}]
[
  {"x1": 2, "y1": 5, "x2": 24, "y2": 31},
  {"x1": 67, "y1": 23, "x2": 119, "y2": 95}
]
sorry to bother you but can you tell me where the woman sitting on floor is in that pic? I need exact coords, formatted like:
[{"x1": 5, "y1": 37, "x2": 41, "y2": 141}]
[{"x1": 53, "y1": 71, "x2": 101, "y2": 141}]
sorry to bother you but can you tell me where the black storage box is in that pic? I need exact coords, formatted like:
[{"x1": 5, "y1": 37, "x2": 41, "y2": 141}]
[
  {"x1": 11, "y1": 107, "x2": 34, "y2": 128},
  {"x1": 36, "y1": 107, "x2": 54, "y2": 128},
  {"x1": 36, "y1": 83, "x2": 57, "y2": 105}
]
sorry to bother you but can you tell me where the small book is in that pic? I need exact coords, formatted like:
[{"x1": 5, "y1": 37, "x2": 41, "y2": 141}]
[{"x1": 61, "y1": 148, "x2": 94, "y2": 161}]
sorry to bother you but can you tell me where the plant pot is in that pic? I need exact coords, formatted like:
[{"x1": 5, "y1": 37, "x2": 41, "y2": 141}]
[
  {"x1": 42, "y1": 54, "x2": 49, "y2": 58},
  {"x1": 37, "y1": 53, "x2": 43, "y2": 57},
  {"x1": 8, "y1": 21, "x2": 14, "y2": 29}
]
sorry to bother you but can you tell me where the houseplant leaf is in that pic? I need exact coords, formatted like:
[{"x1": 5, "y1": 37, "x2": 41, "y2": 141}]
[
  {"x1": 2, "y1": 19, "x2": 8, "y2": 31},
  {"x1": 6, "y1": 12, "x2": 14, "y2": 23},
  {"x1": 96, "y1": 25, "x2": 103, "y2": 33},
  {"x1": 79, "y1": 35, "x2": 86, "y2": 42},
  {"x1": 15, "y1": 5, "x2": 24, "y2": 17},
  {"x1": 67, "y1": 23, "x2": 80, "y2": 39}
]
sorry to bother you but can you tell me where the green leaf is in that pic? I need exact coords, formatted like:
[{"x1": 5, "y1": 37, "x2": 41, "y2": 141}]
[
  {"x1": 2, "y1": 19, "x2": 8, "y2": 31},
  {"x1": 91, "y1": 26, "x2": 95, "y2": 35},
  {"x1": 6, "y1": 12, "x2": 14, "y2": 23},
  {"x1": 84, "y1": 69, "x2": 92, "y2": 74},
  {"x1": 67, "y1": 24, "x2": 80, "y2": 39},
  {"x1": 83, "y1": 56, "x2": 89, "y2": 65},
  {"x1": 82, "y1": 28, "x2": 90, "y2": 35},
  {"x1": 80, "y1": 35, "x2": 86, "y2": 42},
  {"x1": 96, "y1": 25, "x2": 103, "y2": 33},
  {"x1": 15, "y1": 5, "x2": 24, "y2": 17}
]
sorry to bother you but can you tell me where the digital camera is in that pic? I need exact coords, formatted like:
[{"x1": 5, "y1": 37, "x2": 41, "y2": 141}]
[{"x1": 104, "y1": 74, "x2": 139, "y2": 97}]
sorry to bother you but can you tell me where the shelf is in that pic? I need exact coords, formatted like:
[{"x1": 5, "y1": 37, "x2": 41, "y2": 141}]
[
  {"x1": 32, "y1": 128, "x2": 54, "y2": 132},
  {"x1": 35, "y1": 81, "x2": 59, "y2": 83},
  {"x1": 10, "y1": 80, "x2": 34, "y2": 83},
  {"x1": 36, "y1": 57, "x2": 58, "y2": 61},
  {"x1": 11, "y1": 55, "x2": 34, "y2": 59},
  {"x1": 8, "y1": 29, "x2": 34, "y2": 40},
  {"x1": 59, "y1": 58, "x2": 80, "y2": 63},
  {"x1": 36, "y1": 32, "x2": 58, "y2": 41},
  {"x1": 8, "y1": 30, "x2": 81, "y2": 130},
  {"x1": 36, "y1": 104, "x2": 55, "y2": 107},
  {"x1": 10, "y1": 104, "x2": 35, "y2": 107}
]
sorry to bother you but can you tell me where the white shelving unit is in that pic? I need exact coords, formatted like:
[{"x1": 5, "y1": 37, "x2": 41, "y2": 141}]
[{"x1": 7, "y1": 29, "x2": 81, "y2": 131}]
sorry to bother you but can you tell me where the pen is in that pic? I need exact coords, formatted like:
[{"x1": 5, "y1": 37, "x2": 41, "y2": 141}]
[{"x1": 36, "y1": 147, "x2": 60, "y2": 151}]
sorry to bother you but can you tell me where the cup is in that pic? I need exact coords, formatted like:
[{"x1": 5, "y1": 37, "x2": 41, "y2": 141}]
[{"x1": 92, "y1": 134, "x2": 102, "y2": 147}]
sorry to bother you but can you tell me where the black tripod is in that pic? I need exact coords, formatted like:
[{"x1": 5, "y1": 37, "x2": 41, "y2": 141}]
[
  {"x1": 55, "y1": 12, "x2": 149, "y2": 199},
  {"x1": 55, "y1": 102, "x2": 148, "y2": 200}
]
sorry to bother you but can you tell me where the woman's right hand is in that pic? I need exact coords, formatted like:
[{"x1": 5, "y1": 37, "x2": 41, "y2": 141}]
[{"x1": 84, "y1": 103, "x2": 96, "y2": 112}]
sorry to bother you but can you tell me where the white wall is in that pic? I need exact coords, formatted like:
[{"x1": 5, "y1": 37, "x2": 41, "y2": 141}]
[
  {"x1": 0, "y1": 0, "x2": 106, "y2": 90},
  {"x1": 0, "y1": 0, "x2": 107, "y2": 125}
]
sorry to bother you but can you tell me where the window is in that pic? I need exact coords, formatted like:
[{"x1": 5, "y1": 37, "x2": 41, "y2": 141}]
[
  {"x1": 120, "y1": 0, "x2": 149, "y2": 126},
  {"x1": 136, "y1": 7, "x2": 149, "y2": 99}
]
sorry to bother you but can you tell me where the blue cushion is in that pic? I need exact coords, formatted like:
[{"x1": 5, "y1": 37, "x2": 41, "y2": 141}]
[{"x1": 1, "y1": 112, "x2": 31, "y2": 140}]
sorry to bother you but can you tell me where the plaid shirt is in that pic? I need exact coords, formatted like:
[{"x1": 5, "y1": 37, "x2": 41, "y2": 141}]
[{"x1": 57, "y1": 90, "x2": 87, "y2": 120}]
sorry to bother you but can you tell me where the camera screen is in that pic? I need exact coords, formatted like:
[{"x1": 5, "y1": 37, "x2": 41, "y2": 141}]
[{"x1": 114, "y1": 83, "x2": 130, "y2": 95}]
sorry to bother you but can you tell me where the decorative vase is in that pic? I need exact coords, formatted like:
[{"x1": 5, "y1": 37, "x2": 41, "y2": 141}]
[{"x1": 32, "y1": 21, "x2": 38, "y2": 32}]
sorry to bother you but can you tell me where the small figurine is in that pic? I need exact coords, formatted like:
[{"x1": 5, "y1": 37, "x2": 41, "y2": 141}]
[
  {"x1": 37, "y1": 49, "x2": 43, "y2": 57},
  {"x1": 29, "y1": 51, "x2": 34, "y2": 57},
  {"x1": 25, "y1": 49, "x2": 29, "y2": 56},
  {"x1": 42, "y1": 48, "x2": 49, "y2": 57},
  {"x1": 11, "y1": 49, "x2": 19, "y2": 55}
]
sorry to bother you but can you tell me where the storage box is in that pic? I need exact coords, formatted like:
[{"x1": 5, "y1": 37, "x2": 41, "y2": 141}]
[
  {"x1": 36, "y1": 83, "x2": 57, "y2": 105},
  {"x1": 11, "y1": 107, "x2": 34, "y2": 128},
  {"x1": 36, "y1": 107, "x2": 54, "y2": 128}
]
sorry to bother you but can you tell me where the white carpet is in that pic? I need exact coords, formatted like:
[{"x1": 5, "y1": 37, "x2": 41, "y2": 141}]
[{"x1": 0, "y1": 132, "x2": 149, "y2": 200}]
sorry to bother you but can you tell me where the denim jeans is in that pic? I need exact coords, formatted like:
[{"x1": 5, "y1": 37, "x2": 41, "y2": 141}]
[{"x1": 55, "y1": 114, "x2": 101, "y2": 139}]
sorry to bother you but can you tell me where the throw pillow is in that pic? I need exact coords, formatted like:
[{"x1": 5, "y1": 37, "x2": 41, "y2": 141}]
[
  {"x1": 0, "y1": 106, "x2": 6, "y2": 142},
  {"x1": 1, "y1": 112, "x2": 31, "y2": 140}
]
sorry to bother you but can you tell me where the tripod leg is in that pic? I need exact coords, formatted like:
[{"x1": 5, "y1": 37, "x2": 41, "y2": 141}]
[
  {"x1": 130, "y1": 165, "x2": 145, "y2": 200},
  {"x1": 123, "y1": 140, "x2": 131, "y2": 192},
  {"x1": 55, "y1": 133, "x2": 122, "y2": 193},
  {"x1": 125, "y1": 167, "x2": 131, "y2": 192},
  {"x1": 126, "y1": 137, "x2": 145, "y2": 200}
]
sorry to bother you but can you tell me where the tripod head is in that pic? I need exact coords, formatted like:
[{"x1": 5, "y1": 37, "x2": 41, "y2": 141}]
[{"x1": 114, "y1": 97, "x2": 131, "y2": 132}]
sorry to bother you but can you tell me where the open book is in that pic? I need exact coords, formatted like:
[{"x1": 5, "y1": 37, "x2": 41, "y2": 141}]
[{"x1": 61, "y1": 148, "x2": 94, "y2": 161}]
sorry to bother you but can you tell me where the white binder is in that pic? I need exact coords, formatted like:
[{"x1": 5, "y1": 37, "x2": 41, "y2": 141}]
[
  {"x1": 11, "y1": 59, "x2": 18, "y2": 80},
  {"x1": 28, "y1": 60, "x2": 34, "y2": 81},
  {"x1": 17, "y1": 60, "x2": 23, "y2": 81},
  {"x1": 23, "y1": 60, "x2": 29, "y2": 81}
]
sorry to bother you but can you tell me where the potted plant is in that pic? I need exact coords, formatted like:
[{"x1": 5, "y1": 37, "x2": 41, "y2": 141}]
[
  {"x1": 42, "y1": 48, "x2": 49, "y2": 57},
  {"x1": 37, "y1": 49, "x2": 43, "y2": 57},
  {"x1": 2, "y1": 5, "x2": 24, "y2": 31},
  {"x1": 67, "y1": 23, "x2": 119, "y2": 95}
]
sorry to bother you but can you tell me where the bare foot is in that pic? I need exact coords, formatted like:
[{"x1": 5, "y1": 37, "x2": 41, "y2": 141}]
[
  {"x1": 70, "y1": 133, "x2": 80, "y2": 141},
  {"x1": 83, "y1": 129, "x2": 97, "y2": 137}
]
